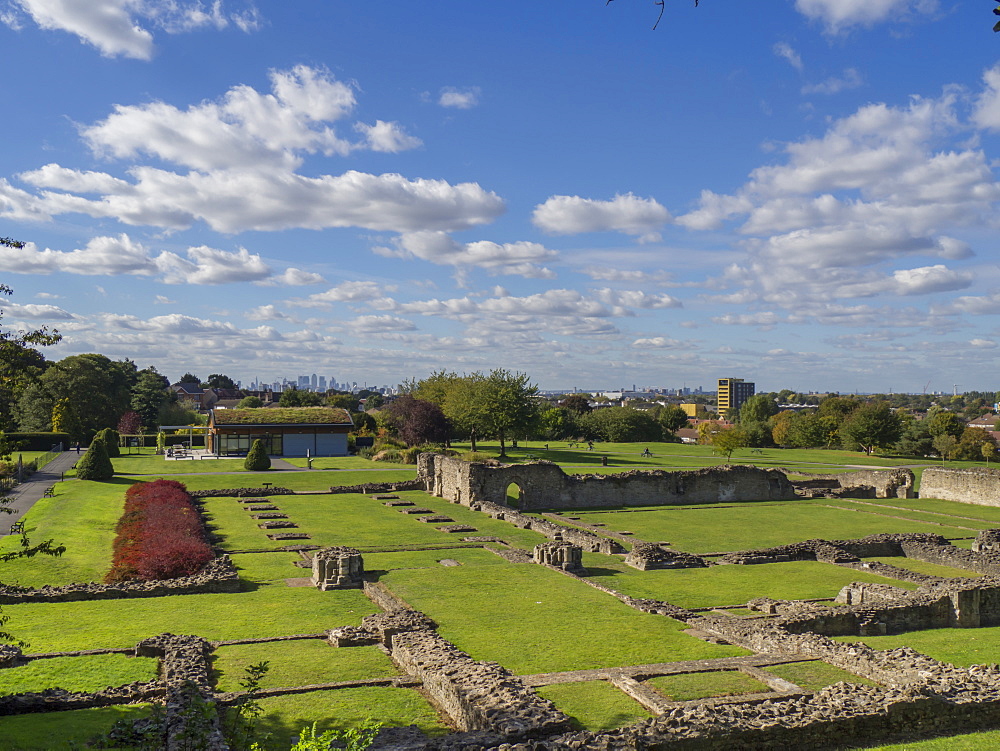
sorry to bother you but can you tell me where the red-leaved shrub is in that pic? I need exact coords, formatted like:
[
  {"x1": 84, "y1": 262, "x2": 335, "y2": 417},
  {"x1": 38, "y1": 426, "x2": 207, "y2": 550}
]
[{"x1": 106, "y1": 479, "x2": 214, "y2": 582}]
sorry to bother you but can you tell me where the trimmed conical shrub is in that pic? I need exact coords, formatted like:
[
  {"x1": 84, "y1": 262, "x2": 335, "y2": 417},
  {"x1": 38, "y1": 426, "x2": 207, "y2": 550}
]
[
  {"x1": 96, "y1": 428, "x2": 121, "y2": 457},
  {"x1": 76, "y1": 438, "x2": 115, "y2": 481},
  {"x1": 244, "y1": 439, "x2": 271, "y2": 471}
]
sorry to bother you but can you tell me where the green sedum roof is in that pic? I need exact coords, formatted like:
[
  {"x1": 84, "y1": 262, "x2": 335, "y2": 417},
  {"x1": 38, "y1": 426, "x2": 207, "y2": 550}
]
[{"x1": 212, "y1": 407, "x2": 353, "y2": 426}]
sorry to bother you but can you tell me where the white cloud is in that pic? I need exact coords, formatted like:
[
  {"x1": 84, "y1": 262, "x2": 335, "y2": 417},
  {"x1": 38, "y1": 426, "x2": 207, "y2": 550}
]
[
  {"x1": 438, "y1": 87, "x2": 481, "y2": 109},
  {"x1": 632, "y1": 337, "x2": 683, "y2": 348},
  {"x1": 354, "y1": 120, "x2": 422, "y2": 153},
  {"x1": 246, "y1": 304, "x2": 293, "y2": 321},
  {"x1": 970, "y1": 338, "x2": 998, "y2": 349},
  {"x1": 793, "y1": 0, "x2": 935, "y2": 34},
  {"x1": 773, "y1": 42, "x2": 803, "y2": 71},
  {"x1": 3, "y1": 301, "x2": 76, "y2": 319},
  {"x1": 533, "y1": 193, "x2": 670, "y2": 240},
  {"x1": 348, "y1": 315, "x2": 416, "y2": 333},
  {"x1": 155, "y1": 245, "x2": 271, "y2": 284},
  {"x1": 375, "y1": 231, "x2": 557, "y2": 278},
  {"x1": 9, "y1": 0, "x2": 261, "y2": 60},
  {"x1": 802, "y1": 68, "x2": 863, "y2": 95},
  {"x1": 304, "y1": 281, "x2": 395, "y2": 305},
  {"x1": 973, "y1": 63, "x2": 1000, "y2": 131},
  {"x1": 260, "y1": 268, "x2": 326, "y2": 286},
  {"x1": 154, "y1": 295, "x2": 175, "y2": 304},
  {"x1": 891, "y1": 265, "x2": 973, "y2": 296},
  {"x1": 580, "y1": 268, "x2": 674, "y2": 285},
  {"x1": 593, "y1": 289, "x2": 682, "y2": 310}
]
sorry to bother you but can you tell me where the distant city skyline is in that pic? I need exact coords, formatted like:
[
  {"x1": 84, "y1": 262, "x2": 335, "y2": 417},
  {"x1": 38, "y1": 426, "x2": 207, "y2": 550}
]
[{"x1": 2, "y1": 4, "x2": 999, "y2": 393}]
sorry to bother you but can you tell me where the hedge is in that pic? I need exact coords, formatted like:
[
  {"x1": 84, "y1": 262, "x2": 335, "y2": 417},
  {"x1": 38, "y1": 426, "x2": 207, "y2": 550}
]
[
  {"x1": 2, "y1": 433, "x2": 72, "y2": 451},
  {"x1": 107, "y1": 479, "x2": 214, "y2": 582}
]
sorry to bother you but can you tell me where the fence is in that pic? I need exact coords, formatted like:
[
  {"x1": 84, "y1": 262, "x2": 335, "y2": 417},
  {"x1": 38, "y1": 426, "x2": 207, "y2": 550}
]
[{"x1": 1, "y1": 444, "x2": 63, "y2": 497}]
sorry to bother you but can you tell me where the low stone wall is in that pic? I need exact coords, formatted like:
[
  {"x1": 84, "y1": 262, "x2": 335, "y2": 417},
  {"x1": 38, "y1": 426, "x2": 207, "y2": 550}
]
[
  {"x1": 791, "y1": 468, "x2": 915, "y2": 499},
  {"x1": 190, "y1": 487, "x2": 294, "y2": 498},
  {"x1": 390, "y1": 628, "x2": 572, "y2": 738},
  {"x1": 418, "y1": 454, "x2": 796, "y2": 511},
  {"x1": 0, "y1": 682, "x2": 165, "y2": 715},
  {"x1": 919, "y1": 466, "x2": 1000, "y2": 506},
  {"x1": 472, "y1": 499, "x2": 624, "y2": 554},
  {"x1": 0, "y1": 555, "x2": 241, "y2": 604},
  {"x1": 328, "y1": 480, "x2": 425, "y2": 495},
  {"x1": 624, "y1": 543, "x2": 709, "y2": 570}
]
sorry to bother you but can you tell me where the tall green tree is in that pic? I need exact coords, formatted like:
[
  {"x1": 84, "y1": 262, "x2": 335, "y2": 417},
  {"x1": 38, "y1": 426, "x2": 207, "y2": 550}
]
[
  {"x1": 712, "y1": 426, "x2": 747, "y2": 461},
  {"x1": 738, "y1": 394, "x2": 779, "y2": 424},
  {"x1": 279, "y1": 388, "x2": 324, "y2": 407},
  {"x1": 474, "y1": 369, "x2": 538, "y2": 458},
  {"x1": 50, "y1": 397, "x2": 83, "y2": 441},
  {"x1": 40, "y1": 354, "x2": 136, "y2": 439},
  {"x1": 131, "y1": 366, "x2": 171, "y2": 429},
  {"x1": 579, "y1": 406, "x2": 662, "y2": 443},
  {"x1": 838, "y1": 401, "x2": 903, "y2": 456},
  {"x1": 204, "y1": 373, "x2": 237, "y2": 389}
]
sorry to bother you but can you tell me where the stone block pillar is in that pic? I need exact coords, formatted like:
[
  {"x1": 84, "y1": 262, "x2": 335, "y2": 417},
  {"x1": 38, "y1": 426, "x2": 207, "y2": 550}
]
[
  {"x1": 312, "y1": 546, "x2": 364, "y2": 590},
  {"x1": 533, "y1": 541, "x2": 585, "y2": 574}
]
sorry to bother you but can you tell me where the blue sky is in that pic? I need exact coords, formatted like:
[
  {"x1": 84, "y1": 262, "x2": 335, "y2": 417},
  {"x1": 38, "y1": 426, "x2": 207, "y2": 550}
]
[{"x1": 2, "y1": 1, "x2": 1000, "y2": 394}]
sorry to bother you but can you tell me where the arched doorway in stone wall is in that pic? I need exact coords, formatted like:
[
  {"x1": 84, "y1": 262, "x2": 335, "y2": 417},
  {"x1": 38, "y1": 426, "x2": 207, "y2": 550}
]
[{"x1": 505, "y1": 482, "x2": 524, "y2": 509}]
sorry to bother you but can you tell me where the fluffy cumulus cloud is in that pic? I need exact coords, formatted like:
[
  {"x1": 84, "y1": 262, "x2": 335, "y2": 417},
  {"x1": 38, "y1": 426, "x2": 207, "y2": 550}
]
[
  {"x1": 678, "y1": 90, "x2": 994, "y2": 311},
  {"x1": 793, "y1": 0, "x2": 936, "y2": 34},
  {"x1": 375, "y1": 231, "x2": 557, "y2": 278},
  {"x1": 0, "y1": 234, "x2": 317, "y2": 286},
  {"x1": 3, "y1": 301, "x2": 76, "y2": 320},
  {"x1": 302, "y1": 281, "x2": 397, "y2": 306},
  {"x1": 5, "y1": 67, "x2": 501, "y2": 234},
  {"x1": 533, "y1": 193, "x2": 670, "y2": 241},
  {"x1": 7, "y1": 0, "x2": 261, "y2": 60}
]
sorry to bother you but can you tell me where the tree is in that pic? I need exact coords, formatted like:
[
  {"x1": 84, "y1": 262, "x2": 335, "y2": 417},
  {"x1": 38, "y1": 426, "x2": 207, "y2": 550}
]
[
  {"x1": 75, "y1": 439, "x2": 115, "y2": 481},
  {"x1": 326, "y1": 393, "x2": 360, "y2": 412},
  {"x1": 558, "y1": 394, "x2": 593, "y2": 415},
  {"x1": 244, "y1": 439, "x2": 271, "y2": 471},
  {"x1": 983, "y1": 442, "x2": 996, "y2": 465},
  {"x1": 13, "y1": 381, "x2": 52, "y2": 432},
  {"x1": 536, "y1": 406, "x2": 578, "y2": 441},
  {"x1": 50, "y1": 397, "x2": 81, "y2": 440},
  {"x1": 0, "y1": 274, "x2": 61, "y2": 432},
  {"x1": 771, "y1": 410, "x2": 796, "y2": 447},
  {"x1": 40, "y1": 354, "x2": 135, "y2": 440},
  {"x1": 179, "y1": 373, "x2": 201, "y2": 384},
  {"x1": 895, "y1": 420, "x2": 935, "y2": 458},
  {"x1": 118, "y1": 410, "x2": 143, "y2": 437},
  {"x1": 475, "y1": 369, "x2": 538, "y2": 458},
  {"x1": 95, "y1": 427, "x2": 121, "y2": 458},
  {"x1": 927, "y1": 411, "x2": 966, "y2": 440},
  {"x1": 933, "y1": 433, "x2": 958, "y2": 462},
  {"x1": 654, "y1": 404, "x2": 689, "y2": 437},
  {"x1": 712, "y1": 427, "x2": 747, "y2": 461},
  {"x1": 579, "y1": 406, "x2": 662, "y2": 443},
  {"x1": 954, "y1": 427, "x2": 998, "y2": 462},
  {"x1": 237, "y1": 396, "x2": 264, "y2": 409},
  {"x1": 203, "y1": 373, "x2": 237, "y2": 390},
  {"x1": 385, "y1": 395, "x2": 450, "y2": 446},
  {"x1": 838, "y1": 401, "x2": 903, "y2": 456},
  {"x1": 131, "y1": 367, "x2": 171, "y2": 429},
  {"x1": 279, "y1": 388, "x2": 323, "y2": 407},
  {"x1": 738, "y1": 394, "x2": 779, "y2": 425}
]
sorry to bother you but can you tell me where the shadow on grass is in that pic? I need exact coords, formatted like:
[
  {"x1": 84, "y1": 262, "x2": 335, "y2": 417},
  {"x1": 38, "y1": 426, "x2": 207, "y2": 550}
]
[{"x1": 580, "y1": 567, "x2": 622, "y2": 579}]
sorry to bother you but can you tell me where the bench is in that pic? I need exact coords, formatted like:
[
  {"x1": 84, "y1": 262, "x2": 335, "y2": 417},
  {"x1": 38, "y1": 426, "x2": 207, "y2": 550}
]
[
  {"x1": 9, "y1": 520, "x2": 24, "y2": 534},
  {"x1": 43, "y1": 486, "x2": 55, "y2": 497}
]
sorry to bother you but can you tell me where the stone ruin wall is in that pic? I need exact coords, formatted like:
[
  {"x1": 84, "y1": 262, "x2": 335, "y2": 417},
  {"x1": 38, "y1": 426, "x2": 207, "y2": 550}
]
[
  {"x1": 792, "y1": 468, "x2": 915, "y2": 499},
  {"x1": 919, "y1": 466, "x2": 1000, "y2": 507},
  {"x1": 417, "y1": 453, "x2": 796, "y2": 511}
]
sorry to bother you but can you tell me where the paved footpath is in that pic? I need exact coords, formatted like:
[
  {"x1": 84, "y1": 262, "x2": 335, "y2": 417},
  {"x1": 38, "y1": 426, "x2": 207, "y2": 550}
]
[{"x1": 1, "y1": 451, "x2": 79, "y2": 536}]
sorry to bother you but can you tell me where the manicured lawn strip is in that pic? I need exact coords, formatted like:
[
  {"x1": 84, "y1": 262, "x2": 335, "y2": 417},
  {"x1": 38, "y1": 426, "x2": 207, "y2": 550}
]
[
  {"x1": 820, "y1": 499, "x2": 994, "y2": 532},
  {"x1": 645, "y1": 670, "x2": 769, "y2": 701},
  {"x1": 110, "y1": 452, "x2": 248, "y2": 475},
  {"x1": 201, "y1": 496, "x2": 288, "y2": 551},
  {"x1": 0, "y1": 705, "x2": 152, "y2": 750},
  {"x1": 864, "y1": 557, "x2": 980, "y2": 578},
  {"x1": 254, "y1": 686, "x2": 449, "y2": 749},
  {"x1": 366, "y1": 547, "x2": 508, "y2": 573},
  {"x1": 581, "y1": 557, "x2": 918, "y2": 609},
  {"x1": 5, "y1": 583, "x2": 373, "y2": 652},
  {"x1": 378, "y1": 561, "x2": 748, "y2": 675},
  {"x1": 563, "y1": 502, "x2": 975, "y2": 553},
  {"x1": 858, "y1": 729, "x2": 1000, "y2": 750},
  {"x1": 166, "y1": 470, "x2": 417, "y2": 492},
  {"x1": 212, "y1": 641, "x2": 398, "y2": 691},
  {"x1": 763, "y1": 660, "x2": 877, "y2": 691},
  {"x1": 835, "y1": 627, "x2": 1000, "y2": 668},
  {"x1": 0, "y1": 479, "x2": 133, "y2": 587},
  {"x1": 231, "y1": 552, "x2": 305, "y2": 583},
  {"x1": 282, "y1": 456, "x2": 410, "y2": 470},
  {"x1": 0, "y1": 654, "x2": 158, "y2": 695},
  {"x1": 536, "y1": 681, "x2": 651, "y2": 731},
  {"x1": 847, "y1": 497, "x2": 1000, "y2": 525}
]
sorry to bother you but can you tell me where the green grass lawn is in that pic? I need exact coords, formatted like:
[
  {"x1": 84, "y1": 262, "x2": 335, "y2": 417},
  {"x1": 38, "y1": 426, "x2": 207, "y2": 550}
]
[
  {"x1": 282, "y1": 456, "x2": 411, "y2": 470},
  {"x1": 212, "y1": 640, "x2": 399, "y2": 691},
  {"x1": 645, "y1": 670, "x2": 769, "y2": 701},
  {"x1": 536, "y1": 681, "x2": 651, "y2": 731},
  {"x1": 4, "y1": 582, "x2": 374, "y2": 653},
  {"x1": 0, "y1": 479, "x2": 130, "y2": 586},
  {"x1": 836, "y1": 626, "x2": 1000, "y2": 667},
  {"x1": 376, "y1": 552, "x2": 748, "y2": 675},
  {"x1": 0, "y1": 653, "x2": 158, "y2": 695},
  {"x1": 582, "y1": 557, "x2": 917, "y2": 609},
  {"x1": 253, "y1": 687, "x2": 449, "y2": 750},
  {"x1": 560, "y1": 501, "x2": 975, "y2": 554},
  {"x1": 762, "y1": 660, "x2": 876, "y2": 691},
  {"x1": 0, "y1": 705, "x2": 153, "y2": 750},
  {"x1": 857, "y1": 730, "x2": 1000, "y2": 750}
]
